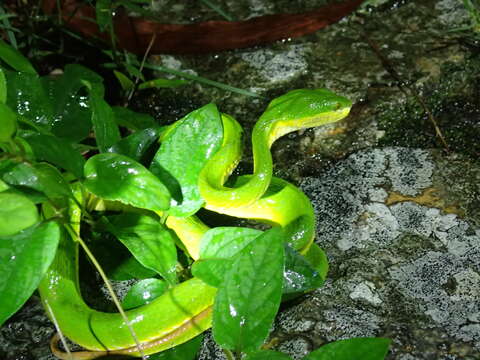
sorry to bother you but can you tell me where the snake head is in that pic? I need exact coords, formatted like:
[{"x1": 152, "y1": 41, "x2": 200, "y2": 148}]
[{"x1": 258, "y1": 88, "x2": 353, "y2": 138}]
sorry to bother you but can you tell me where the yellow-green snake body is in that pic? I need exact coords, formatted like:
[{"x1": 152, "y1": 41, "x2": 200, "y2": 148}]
[{"x1": 38, "y1": 89, "x2": 352, "y2": 359}]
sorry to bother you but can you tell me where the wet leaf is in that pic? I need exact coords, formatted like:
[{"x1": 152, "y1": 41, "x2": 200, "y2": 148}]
[
  {"x1": 199, "y1": 227, "x2": 263, "y2": 258},
  {"x1": 121, "y1": 278, "x2": 167, "y2": 310},
  {"x1": 5, "y1": 71, "x2": 53, "y2": 129},
  {"x1": 12, "y1": 137, "x2": 35, "y2": 161},
  {"x1": 192, "y1": 227, "x2": 261, "y2": 287},
  {"x1": 32, "y1": 163, "x2": 72, "y2": 199},
  {"x1": 150, "y1": 103, "x2": 223, "y2": 217},
  {"x1": 107, "y1": 127, "x2": 161, "y2": 162},
  {"x1": 110, "y1": 256, "x2": 157, "y2": 280},
  {"x1": 20, "y1": 132, "x2": 85, "y2": 178},
  {"x1": 213, "y1": 227, "x2": 285, "y2": 353},
  {"x1": 112, "y1": 106, "x2": 157, "y2": 131},
  {"x1": 84, "y1": 153, "x2": 170, "y2": 211},
  {"x1": 303, "y1": 243, "x2": 328, "y2": 281},
  {"x1": 0, "y1": 221, "x2": 61, "y2": 326},
  {"x1": 0, "y1": 39, "x2": 36, "y2": 74},
  {"x1": 108, "y1": 213, "x2": 177, "y2": 284},
  {"x1": 303, "y1": 337, "x2": 391, "y2": 360},
  {"x1": 191, "y1": 258, "x2": 226, "y2": 288},
  {"x1": 283, "y1": 245, "x2": 324, "y2": 295},
  {"x1": 2, "y1": 162, "x2": 72, "y2": 201},
  {"x1": 0, "y1": 192, "x2": 39, "y2": 236},
  {"x1": 84, "y1": 229, "x2": 156, "y2": 281},
  {"x1": 87, "y1": 83, "x2": 120, "y2": 152},
  {"x1": 0, "y1": 103, "x2": 16, "y2": 142},
  {"x1": 47, "y1": 64, "x2": 103, "y2": 142},
  {"x1": 0, "y1": 179, "x2": 8, "y2": 192},
  {"x1": 0, "y1": 67, "x2": 7, "y2": 104},
  {"x1": 0, "y1": 158, "x2": 15, "y2": 173}
]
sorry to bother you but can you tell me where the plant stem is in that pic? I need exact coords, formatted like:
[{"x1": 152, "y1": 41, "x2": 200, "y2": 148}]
[
  {"x1": 126, "y1": 33, "x2": 156, "y2": 103},
  {"x1": 43, "y1": 300, "x2": 73, "y2": 360},
  {"x1": 143, "y1": 63, "x2": 262, "y2": 98},
  {"x1": 64, "y1": 224, "x2": 148, "y2": 360}
]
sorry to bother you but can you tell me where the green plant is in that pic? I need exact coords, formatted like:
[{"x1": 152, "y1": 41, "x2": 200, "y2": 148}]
[
  {"x1": 447, "y1": 0, "x2": 480, "y2": 41},
  {"x1": 0, "y1": 39, "x2": 390, "y2": 359},
  {"x1": 91, "y1": 0, "x2": 257, "y2": 100},
  {"x1": 101, "y1": 49, "x2": 260, "y2": 101},
  {"x1": 462, "y1": 0, "x2": 480, "y2": 32}
]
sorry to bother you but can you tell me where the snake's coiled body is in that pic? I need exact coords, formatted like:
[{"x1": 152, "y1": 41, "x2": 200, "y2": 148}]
[{"x1": 38, "y1": 89, "x2": 352, "y2": 359}]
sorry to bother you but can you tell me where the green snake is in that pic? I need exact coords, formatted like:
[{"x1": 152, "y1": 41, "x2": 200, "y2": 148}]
[{"x1": 38, "y1": 89, "x2": 352, "y2": 359}]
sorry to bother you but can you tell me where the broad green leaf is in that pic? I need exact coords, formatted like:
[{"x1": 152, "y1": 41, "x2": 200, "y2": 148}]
[
  {"x1": 151, "y1": 103, "x2": 223, "y2": 217},
  {"x1": 107, "y1": 127, "x2": 160, "y2": 162},
  {"x1": 110, "y1": 256, "x2": 157, "y2": 280},
  {"x1": 85, "y1": 229, "x2": 156, "y2": 281},
  {"x1": 0, "y1": 102, "x2": 16, "y2": 142},
  {"x1": 20, "y1": 132, "x2": 85, "y2": 178},
  {"x1": 149, "y1": 334, "x2": 203, "y2": 360},
  {"x1": 283, "y1": 245, "x2": 324, "y2": 295},
  {"x1": 49, "y1": 90, "x2": 92, "y2": 142},
  {"x1": 192, "y1": 227, "x2": 262, "y2": 287},
  {"x1": 281, "y1": 213, "x2": 316, "y2": 252},
  {"x1": 303, "y1": 243, "x2": 329, "y2": 281},
  {"x1": 0, "y1": 160, "x2": 48, "y2": 204},
  {"x1": 0, "y1": 158, "x2": 15, "y2": 172},
  {"x1": 138, "y1": 78, "x2": 189, "y2": 90},
  {"x1": 0, "y1": 179, "x2": 8, "y2": 192},
  {"x1": 84, "y1": 153, "x2": 170, "y2": 211},
  {"x1": 0, "y1": 39, "x2": 36, "y2": 74},
  {"x1": 121, "y1": 278, "x2": 167, "y2": 310},
  {"x1": 87, "y1": 84, "x2": 120, "y2": 153},
  {"x1": 191, "y1": 258, "x2": 227, "y2": 288},
  {"x1": 2, "y1": 162, "x2": 72, "y2": 201},
  {"x1": 0, "y1": 192, "x2": 39, "y2": 236},
  {"x1": 33, "y1": 163, "x2": 72, "y2": 199},
  {"x1": 199, "y1": 227, "x2": 263, "y2": 258},
  {"x1": 47, "y1": 64, "x2": 103, "y2": 142},
  {"x1": 2, "y1": 187, "x2": 47, "y2": 204},
  {"x1": 0, "y1": 67, "x2": 6, "y2": 103},
  {"x1": 213, "y1": 227, "x2": 285, "y2": 353},
  {"x1": 12, "y1": 137, "x2": 34, "y2": 161},
  {"x1": 303, "y1": 337, "x2": 391, "y2": 360},
  {"x1": 5, "y1": 71, "x2": 53, "y2": 128},
  {"x1": 113, "y1": 70, "x2": 134, "y2": 91},
  {"x1": 245, "y1": 350, "x2": 292, "y2": 360},
  {"x1": 108, "y1": 213, "x2": 177, "y2": 284},
  {"x1": 112, "y1": 106, "x2": 157, "y2": 130},
  {"x1": 95, "y1": 0, "x2": 113, "y2": 32},
  {"x1": 0, "y1": 221, "x2": 61, "y2": 325}
]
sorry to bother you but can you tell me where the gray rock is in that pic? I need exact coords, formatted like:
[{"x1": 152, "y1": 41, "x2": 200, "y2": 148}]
[{"x1": 269, "y1": 147, "x2": 480, "y2": 359}]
